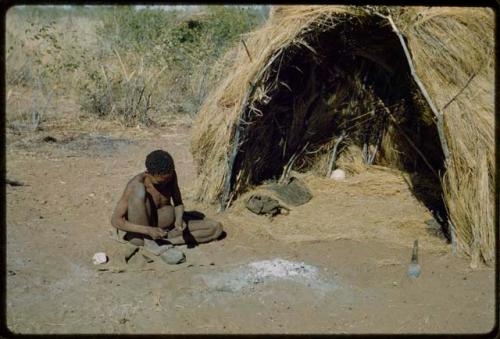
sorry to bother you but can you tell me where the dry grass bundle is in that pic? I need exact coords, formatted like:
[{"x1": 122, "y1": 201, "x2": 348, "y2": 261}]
[
  {"x1": 393, "y1": 7, "x2": 495, "y2": 264},
  {"x1": 191, "y1": 6, "x2": 494, "y2": 265},
  {"x1": 336, "y1": 145, "x2": 367, "y2": 175}
]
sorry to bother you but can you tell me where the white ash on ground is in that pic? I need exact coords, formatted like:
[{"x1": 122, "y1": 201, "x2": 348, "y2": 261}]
[{"x1": 200, "y1": 258, "x2": 337, "y2": 293}]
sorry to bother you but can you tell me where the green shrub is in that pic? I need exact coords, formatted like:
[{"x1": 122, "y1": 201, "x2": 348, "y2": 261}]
[{"x1": 79, "y1": 59, "x2": 159, "y2": 126}]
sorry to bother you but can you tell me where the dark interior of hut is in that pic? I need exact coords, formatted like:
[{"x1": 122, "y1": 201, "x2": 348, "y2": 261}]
[{"x1": 232, "y1": 15, "x2": 451, "y2": 240}]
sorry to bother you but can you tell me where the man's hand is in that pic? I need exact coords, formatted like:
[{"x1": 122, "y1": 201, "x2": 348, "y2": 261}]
[
  {"x1": 175, "y1": 220, "x2": 187, "y2": 232},
  {"x1": 148, "y1": 227, "x2": 168, "y2": 240}
]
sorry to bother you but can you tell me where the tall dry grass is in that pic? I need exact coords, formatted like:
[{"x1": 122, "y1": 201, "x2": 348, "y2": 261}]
[{"x1": 392, "y1": 7, "x2": 495, "y2": 264}]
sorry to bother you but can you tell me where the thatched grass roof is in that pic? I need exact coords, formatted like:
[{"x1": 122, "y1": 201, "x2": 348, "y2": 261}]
[{"x1": 191, "y1": 6, "x2": 494, "y2": 265}]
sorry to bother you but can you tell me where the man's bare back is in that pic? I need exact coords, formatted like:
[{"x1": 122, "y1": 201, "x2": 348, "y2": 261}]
[{"x1": 110, "y1": 150, "x2": 223, "y2": 247}]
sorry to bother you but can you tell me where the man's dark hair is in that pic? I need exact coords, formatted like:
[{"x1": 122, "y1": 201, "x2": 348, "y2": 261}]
[{"x1": 145, "y1": 150, "x2": 175, "y2": 175}]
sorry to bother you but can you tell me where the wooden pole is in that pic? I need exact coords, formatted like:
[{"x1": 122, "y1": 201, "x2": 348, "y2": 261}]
[
  {"x1": 327, "y1": 131, "x2": 346, "y2": 177},
  {"x1": 280, "y1": 141, "x2": 309, "y2": 183},
  {"x1": 372, "y1": 12, "x2": 451, "y2": 163},
  {"x1": 241, "y1": 39, "x2": 253, "y2": 62},
  {"x1": 220, "y1": 50, "x2": 284, "y2": 210}
]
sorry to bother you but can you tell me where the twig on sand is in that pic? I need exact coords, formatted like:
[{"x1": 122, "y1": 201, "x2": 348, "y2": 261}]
[
  {"x1": 233, "y1": 244, "x2": 257, "y2": 251},
  {"x1": 197, "y1": 324, "x2": 218, "y2": 329},
  {"x1": 124, "y1": 246, "x2": 139, "y2": 263},
  {"x1": 6, "y1": 178, "x2": 25, "y2": 186},
  {"x1": 96, "y1": 267, "x2": 156, "y2": 273}
]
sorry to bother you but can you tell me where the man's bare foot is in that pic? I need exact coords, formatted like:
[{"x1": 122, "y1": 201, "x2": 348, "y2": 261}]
[{"x1": 143, "y1": 238, "x2": 173, "y2": 256}]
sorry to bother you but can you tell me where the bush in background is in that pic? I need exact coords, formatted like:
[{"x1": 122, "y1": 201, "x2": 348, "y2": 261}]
[{"x1": 6, "y1": 5, "x2": 268, "y2": 127}]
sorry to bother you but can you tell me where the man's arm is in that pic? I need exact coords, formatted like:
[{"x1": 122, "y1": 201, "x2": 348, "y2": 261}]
[
  {"x1": 110, "y1": 181, "x2": 166, "y2": 239},
  {"x1": 171, "y1": 172, "x2": 185, "y2": 230}
]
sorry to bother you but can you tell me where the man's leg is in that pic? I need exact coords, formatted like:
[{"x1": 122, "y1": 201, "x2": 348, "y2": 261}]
[
  {"x1": 155, "y1": 205, "x2": 223, "y2": 245},
  {"x1": 165, "y1": 219, "x2": 223, "y2": 245},
  {"x1": 123, "y1": 192, "x2": 153, "y2": 246}
]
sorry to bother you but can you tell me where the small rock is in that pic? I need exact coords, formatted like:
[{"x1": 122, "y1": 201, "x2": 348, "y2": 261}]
[
  {"x1": 253, "y1": 277, "x2": 264, "y2": 284},
  {"x1": 8, "y1": 270, "x2": 16, "y2": 276},
  {"x1": 142, "y1": 254, "x2": 154, "y2": 263},
  {"x1": 119, "y1": 318, "x2": 129, "y2": 324},
  {"x1": 6, "y1": 179, "x2": 24, "y2": 187},
  {"x1": 392, "y1": 281, "x2": 398, "y2": 286},
  {"x1": 43, "y1": 136, "x2": 58, "y2": 143},
  {"x1": 92, "y1": 252, "x2": 108, "y2": 265},
  {"x1": 160, "y1": 247, "x2": 186, "y2": 265},
  {"x1": 215, "y1": 286, "x2": 233, "y2": 293},
  {"x1": 424, "y1": 218, "x2": 440, "y2": 229}
]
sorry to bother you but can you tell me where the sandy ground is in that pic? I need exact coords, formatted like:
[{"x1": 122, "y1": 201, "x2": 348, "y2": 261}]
[{"x1": 5, "y1": 110, "x2": 496, "y2": 335}]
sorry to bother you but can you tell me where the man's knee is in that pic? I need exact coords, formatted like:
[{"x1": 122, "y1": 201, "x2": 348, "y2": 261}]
[
  {"x1": 127, "y1": 186, "x2": 151, "y2": 216},
  {"x1": 128, "y1": 182, "x2": 146, "y2": 206},
  {"x1": 211, "y1": 220, "x2": 223, "y2": 238}
]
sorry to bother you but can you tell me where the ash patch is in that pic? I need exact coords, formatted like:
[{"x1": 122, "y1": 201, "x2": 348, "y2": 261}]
[
  {"x1": 10, "y1": 133, "x2": 136, "y2": 157},
  {"x1": 200, "y1": 258, "x2": 337, "y2": 294},
  {"x1": 58, "y1": 134, "x2": 136, "y2": 157}
]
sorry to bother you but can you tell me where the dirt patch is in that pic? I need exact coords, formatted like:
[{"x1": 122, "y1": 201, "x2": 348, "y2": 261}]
[
  {"x1": 5, "y1": 119, "x2": 495, "y2": 335},
  {"x1": 8, "y1": 132, "x2": 137, "y2": 158}
]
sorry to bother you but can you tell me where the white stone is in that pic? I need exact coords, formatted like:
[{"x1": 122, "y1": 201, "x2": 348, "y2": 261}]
[
  {"x1": 92, "y1": 252, "x2": 108, "y2": 265},
  {"x1": 160, "y1": 248, "x2": 186, "y2": 265},
  {"x1": 330, "y1": 169, "x2": 346, "y2": 181}
]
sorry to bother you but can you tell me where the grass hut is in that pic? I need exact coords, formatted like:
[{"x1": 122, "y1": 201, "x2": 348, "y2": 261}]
[{"x1": 191, "y1": 6, "x2": 495, "y2": 266}]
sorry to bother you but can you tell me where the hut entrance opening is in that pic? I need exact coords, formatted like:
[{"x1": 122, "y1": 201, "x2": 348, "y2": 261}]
[{"x1": 231, "y1": 15, "x2": 449, "y2": 239}]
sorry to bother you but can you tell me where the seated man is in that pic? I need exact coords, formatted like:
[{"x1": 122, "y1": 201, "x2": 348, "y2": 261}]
[{"x1": 111, "y1": 149, "x2": 223, "y2": 249}]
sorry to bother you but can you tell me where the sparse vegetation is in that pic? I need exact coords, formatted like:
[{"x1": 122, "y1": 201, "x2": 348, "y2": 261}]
[{"x1": 6, "y1": 5, "x2": 268, "y2": 126}]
